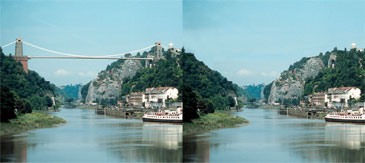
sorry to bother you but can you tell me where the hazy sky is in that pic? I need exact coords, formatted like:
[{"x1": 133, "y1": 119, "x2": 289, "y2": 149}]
[
  {"x1": 1, "y1": 0, "x2": 364, "y2": 86},
  {"x1": 183, "y1": 0, "x2": 365, "y2": 85},
  {"x1": 1, "y1": 0, "x2": 183, "y2": 86}
]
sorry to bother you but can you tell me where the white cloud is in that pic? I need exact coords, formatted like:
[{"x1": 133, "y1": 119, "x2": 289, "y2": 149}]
[
  {"x1": 236, "y1": 69, "x2": 252, "y2": 76},
  {"x1": 260, "y1": 71, "x2": 279, "y2": 77},
  {"x1": 54, "y1": 69, "x2": 70, "y2": 76},
  {"x1": 78, "y1": 71, "x2": 96, "y2": 77}
]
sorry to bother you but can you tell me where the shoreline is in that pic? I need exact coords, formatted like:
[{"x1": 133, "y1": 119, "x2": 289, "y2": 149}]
[
  {"x1": 95, "y1": 107, "x2": 145, "y2": 119},
  {"x1": 183, "y1": 112, "x2": 249, "y2": 136},
  {"x1": 257, "y1": 105, "x2": 328, "y2": 120},
  {"x1": 277, "y1": 107, "x2": 328, "y2": 120},
  {"x1": 0, "y1": 112, "x2": 66, "y2": 136}
]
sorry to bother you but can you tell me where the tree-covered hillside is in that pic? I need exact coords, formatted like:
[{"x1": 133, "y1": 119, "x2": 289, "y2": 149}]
[
  {"x1": 0, "y1": 48, "x2": 56, "y2": 122},
  {"x1": 120, "y1": 52, "x2": 182, "y2": 97},
  {"x1": 241, "y1": 84, "x2": 265, "y2": 100},
  {"x1": 180, "y1": 52, "x2": 239, "y2": 113},
  {"x1": 80, "y1": 81, "x2": 91, "y2": 103},
  {"x1": 119, "y1": 50, "x2": 241, "y2": 121},
  {"x1": 304, "y1": 49, "x2": 365, "y2": 100},
  {"x1": 59, "y1": 84, "x2": 82, "y2": 100}
]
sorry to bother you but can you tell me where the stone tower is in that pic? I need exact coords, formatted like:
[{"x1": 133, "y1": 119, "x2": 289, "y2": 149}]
[
  {"x1": 14, "y1": 38, "x2": 29, "y2": 73},
  {"x1": 154, "y1": 42, "x2": 163, "y2": 59},
  {"x1": 351, "y1": 43, "x2": 356, "y2": 49}
]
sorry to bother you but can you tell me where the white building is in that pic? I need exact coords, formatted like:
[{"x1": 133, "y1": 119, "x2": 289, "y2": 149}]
[
  {"x1": 126, "y1": 92, "x2": 144, "y2": 106},
  {"x1": 327, "y1": 87, "x2": 361, "y2": 108},
  {"x1": 144, "y1": 87, "x2": 179, "y2": 108},
  {"x1": 310, "y1": 92, "x2": 328, "y2": 107},
  {"x1": 351, "y1": 43, "x2": 364, "y2": 52}
]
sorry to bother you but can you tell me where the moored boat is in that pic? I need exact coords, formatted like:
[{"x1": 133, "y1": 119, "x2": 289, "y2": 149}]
[
  {"x1": 325, "y1": 107, "x2": 365, "y2": 123},
  {"x1": 142, "y1": 107, "x2": 183, "y2": 123}
]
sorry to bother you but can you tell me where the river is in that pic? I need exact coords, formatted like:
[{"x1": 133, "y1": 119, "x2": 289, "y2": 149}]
[
  {"x1": 184, "y1": 108, "x2": 365, "y2": 162},
  {"x1": 1, "y1": 108, "x2": 364, "y2": 162},
  {"x1": 0, "y1": 108, "x2": 182, "y2": 162}
]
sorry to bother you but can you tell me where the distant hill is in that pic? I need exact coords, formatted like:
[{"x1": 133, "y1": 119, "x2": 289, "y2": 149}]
[
  {"x1": 120, "y1": 50, "x2": 242, "y2": 121},
  {"x1": 180, "y1": 52, "x2": 241, "y2": 121},
  {"x1": 81, "y1": 54, "x2": 145, "y2": 104},
  {"x1": 264, "y1": 47, "x2": 365, "y2": 104},
  {"x1": 241, "y1": 84, "x2": 265, "y2": 100},
  {"x1": 304, "y1": 48, "x2": 365, "y2": 100},
  {"x1": 0, "y1": 48, "x2": 57, "y2": 121},
  {"x1": 59, "y1": 84, "x2": 82, "y2": 100}
]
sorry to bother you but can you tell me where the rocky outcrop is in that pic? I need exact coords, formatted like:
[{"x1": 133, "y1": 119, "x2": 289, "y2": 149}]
[
  {"x1": 268, "y1": 57, "x2": 325, "y2": 104},
  {"x1": 85, "y1": 60, "x2": 142, "y2": 104}
]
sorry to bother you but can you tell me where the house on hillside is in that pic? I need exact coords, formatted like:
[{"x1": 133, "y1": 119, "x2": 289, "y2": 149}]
[
  {"x1": 144, "y1": 87, "x2": 179, "y2": 108},
  {"x1": 327, "y1": 87, "x2": 361, "y2": 108},
  {"x1": 126, "y1": 92, "x2": 144, "y2": 106},
  {"x1": 310, "y1": 92, "x2": 328, "y2": 107}
]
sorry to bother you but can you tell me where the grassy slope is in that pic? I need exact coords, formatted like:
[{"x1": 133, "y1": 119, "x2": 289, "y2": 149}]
[
  {"x1": 0, "y1": 113, "x2": 66, "y2": 135},
  {"x1": 183, "y1": 112, "x2": 248, "y2": 135}
]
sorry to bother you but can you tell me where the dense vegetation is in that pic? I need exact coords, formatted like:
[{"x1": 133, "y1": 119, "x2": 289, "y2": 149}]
[
  {"x1": 183, "y1": 112, "x2": 248, "y2": 135},
  {"x1": 119, "y1": 50, "x2": 241, "y2": 121},
  {"x1": 180, "y1": 52, "x2": 240, "y2": 121},
  {"x1": 263, "y1": 82, "x2": 273, "y2": 103},
  {"x1": 288, "y1": 57, "x2": 310, "y2": 71},
  {"x1": 0, "y1": 112, "x2": 66, "y2": 135},
  {"x1": 80, "y1": 81, "x2": 90, "y2": 103},
  {"x1": 120, "y1": 52, "x2": 182, "y2": 97},
  {"x1": 241, "y1": 84, "x2": 264, "y2": 100},
  {"x1": 304, "y1": 49, "x2": 365, "y2": 101},
  {"x1": 0, "y1": 48, "x2": 56, "y2": 122},
  {"x1": 59, "y1": 84, "x2": 82, "y2": 100}
]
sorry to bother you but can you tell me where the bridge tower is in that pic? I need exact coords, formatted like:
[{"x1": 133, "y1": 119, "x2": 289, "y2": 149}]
[
  {"x1": 154, "y1": 42, "x2": 164, "y2": 59},
  {"x1": 14, "y1": 38, "x2": 29, "y2": 73}
]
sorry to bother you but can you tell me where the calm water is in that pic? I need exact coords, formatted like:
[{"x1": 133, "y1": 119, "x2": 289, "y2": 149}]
[
  {"x1": 184, "y1": 108, "x2": 365, "y2": 162},
  {"x1": 0, "y1": 108, "x2": 182, "y2": 162},
  {"x1": 2, "y1": 108, "x2": 364, "y2": 162}
]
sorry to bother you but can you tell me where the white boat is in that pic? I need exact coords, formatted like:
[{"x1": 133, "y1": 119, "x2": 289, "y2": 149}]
[
  {"x1": 325, "y1": 107, "x2": 365, "y2": 123},
  {"x1": 142, "y1": 107, "x2": 183, "y2": 123}
]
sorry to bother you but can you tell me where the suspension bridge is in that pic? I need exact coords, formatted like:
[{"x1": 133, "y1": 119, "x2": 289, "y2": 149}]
[{"x1": 1, "y1": 38, "x2": 173, "y2": 73}]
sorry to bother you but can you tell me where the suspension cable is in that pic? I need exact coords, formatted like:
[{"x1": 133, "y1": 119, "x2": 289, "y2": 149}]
[
  {"x1": 0, "y1": 41, "x2": 16, "y2": 48},
  {"x1": 22, "y1": 40, "x2": 155, "y2": 58}
]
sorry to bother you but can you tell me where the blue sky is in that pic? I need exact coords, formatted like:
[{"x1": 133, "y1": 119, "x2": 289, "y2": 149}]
[
  {"x1": 1, "y1": 0, "x2": 364, "y2": 86},
  {"x1": 1, "y1": 0, "x2": 182, "y2": 86},
  {"x1": 183, "y1": 0, "x2": 365, "y2": 85}
]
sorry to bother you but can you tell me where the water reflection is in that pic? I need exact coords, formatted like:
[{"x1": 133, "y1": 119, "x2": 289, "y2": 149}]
[
  {"x1": 0, "y1": 135, "x2": 28, "y2": 162},
  {"x1": 185, "y1": 108, "x2": 365, "y2": 162},
  {"x1": 101, "y1": 122, "x2": 182, "y2": 162},
  {"x1": 0, "y1": 108, "x2": 182, "y2": 162},
  {"x1": 142, "y1": 122, "x2": 182, "y2": 150},
  {"x1": 183, "y1": 135, "x2": 211, "y2": 162},
  {"x1": 287, "y1": 122, "x2": 365, "y2": 162},
  {"x1": 324, "y1": 123, "x2": 365, "y2": 150}
]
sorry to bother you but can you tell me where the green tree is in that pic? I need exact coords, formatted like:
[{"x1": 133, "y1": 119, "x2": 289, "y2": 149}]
[
  {"x1": 80, "y1": 82, "x2": 90, "y2": 103},
  {"x1": 45, "y1": 96, "x2": 53, "y2": 107},
  {"x1": 0, "y1": 85, "x2": 17, "y2": 122},
  {"x1": 182, "y1": 86, "x2": 199, "y2": 122},
  {"x1": 228, "y1": 96, "x2": 236, "y2": 107},
  {"x1": 263, "y1": 82, "x2": 273, "y2": 102},
  {"x1": 304, "y1": 49, "x2": 365, "y2": 101},
  {"x1": 1, "y1": 48, "x2": 56, "y2": 113},
  {"x1": 248, "y1": 98, "x2": 256, "y2": 104}
]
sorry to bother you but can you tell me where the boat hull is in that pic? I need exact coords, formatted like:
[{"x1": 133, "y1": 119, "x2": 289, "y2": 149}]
[
  {"x1": 142, "y1": 117, "x2": 183, "y2": 123},
  {"x1": 325, "y1": 117, "x2": 365, "y2": 123}
]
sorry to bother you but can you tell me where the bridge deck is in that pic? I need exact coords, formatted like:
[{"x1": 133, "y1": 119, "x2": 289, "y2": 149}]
[{"x1": 28, "y1": 56, "x2": 154, "y2": 60}]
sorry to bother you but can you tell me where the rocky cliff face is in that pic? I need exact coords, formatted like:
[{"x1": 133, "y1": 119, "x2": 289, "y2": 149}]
[
  {"x1": 85, "y1": 60, "x2": 142, "y2": 104},
  {"x1": 268, "y1": 57, "x2": 325, "y2": 104}
]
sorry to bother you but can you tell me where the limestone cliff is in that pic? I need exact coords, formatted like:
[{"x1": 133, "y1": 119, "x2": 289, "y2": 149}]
[
  {"x1": 85, "y1": 60, "x2": 142, "y2": 104},
  {"x1": 268, "y1": 57, "x2": 325, "y2": 104}
]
